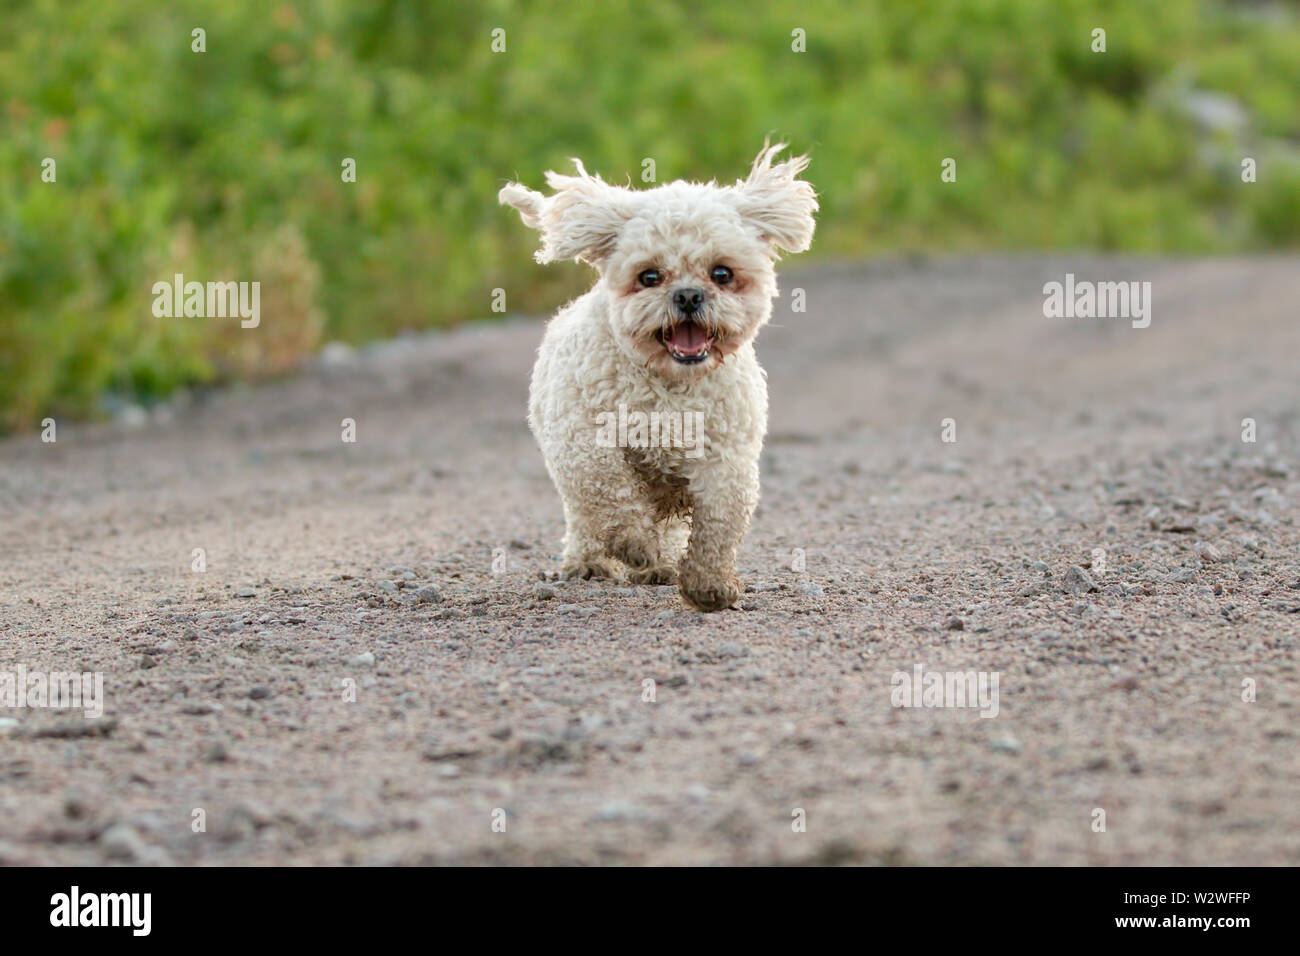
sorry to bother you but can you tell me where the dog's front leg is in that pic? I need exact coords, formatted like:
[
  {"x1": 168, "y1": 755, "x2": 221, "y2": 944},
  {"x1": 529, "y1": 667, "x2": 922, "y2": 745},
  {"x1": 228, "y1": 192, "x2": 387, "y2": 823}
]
[{"x1": 679, "y1": 462, "x2": 758, "y2": 611}]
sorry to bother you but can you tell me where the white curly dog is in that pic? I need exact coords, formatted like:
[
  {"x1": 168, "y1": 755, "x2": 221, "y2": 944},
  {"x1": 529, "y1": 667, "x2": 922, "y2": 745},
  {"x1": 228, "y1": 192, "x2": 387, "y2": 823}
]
[{"x1": 500, "y1": 143, "x2": 817, "y2": 611}]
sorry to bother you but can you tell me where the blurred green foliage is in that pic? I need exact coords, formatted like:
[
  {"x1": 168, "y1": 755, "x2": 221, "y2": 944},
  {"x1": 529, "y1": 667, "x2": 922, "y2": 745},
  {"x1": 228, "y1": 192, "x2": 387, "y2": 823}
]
[{"x1": 2, "y1": 0, "x2": 1298, "y2": 429}]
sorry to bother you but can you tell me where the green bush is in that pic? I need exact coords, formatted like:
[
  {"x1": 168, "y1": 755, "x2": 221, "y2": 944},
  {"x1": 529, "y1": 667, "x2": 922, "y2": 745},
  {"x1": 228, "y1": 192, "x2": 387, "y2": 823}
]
[{"x1": 1, "y1": 0, "x2": 1297, "y2": 429}]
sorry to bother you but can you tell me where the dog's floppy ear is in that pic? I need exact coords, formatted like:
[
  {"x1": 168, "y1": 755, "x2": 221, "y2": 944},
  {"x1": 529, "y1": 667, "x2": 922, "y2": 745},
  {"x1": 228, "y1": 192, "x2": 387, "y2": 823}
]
[
  {"x1": 729, "y1": 142, "x2": 818, "y2": 255},
  {"x1": 499, "y1": 160, "x2": 631, "y2": 265}
]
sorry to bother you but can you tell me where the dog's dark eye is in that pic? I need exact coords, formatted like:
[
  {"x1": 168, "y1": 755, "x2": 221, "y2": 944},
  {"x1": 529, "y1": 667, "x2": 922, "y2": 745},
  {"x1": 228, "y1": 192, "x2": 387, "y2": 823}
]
[
  {"x1": 638, "y1": 269, "x2": 663, "y2": 288},
  {"x1": 710, "y1": 265, "x2": 733, "y2": 286}
]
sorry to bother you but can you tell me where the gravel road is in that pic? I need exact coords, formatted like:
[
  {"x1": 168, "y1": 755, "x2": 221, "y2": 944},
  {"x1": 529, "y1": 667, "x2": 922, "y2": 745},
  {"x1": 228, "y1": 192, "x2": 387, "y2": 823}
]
[{"x1": 1, "y1": 254, "x2": 1297, "y2": 865}]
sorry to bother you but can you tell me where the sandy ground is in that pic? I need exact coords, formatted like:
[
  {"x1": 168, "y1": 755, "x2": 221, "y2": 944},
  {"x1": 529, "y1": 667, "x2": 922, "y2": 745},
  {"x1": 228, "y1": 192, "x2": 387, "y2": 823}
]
[{"x1": 1, "y1": 254, "x2": 1297, "y2": 866}]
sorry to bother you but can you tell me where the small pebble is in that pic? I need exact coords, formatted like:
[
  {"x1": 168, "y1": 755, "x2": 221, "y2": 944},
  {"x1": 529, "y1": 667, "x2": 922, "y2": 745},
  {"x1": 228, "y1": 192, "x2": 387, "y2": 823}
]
[
  {"x1": 1062, "y1": 566, "x2": 1099, "y2": 595},
  {"x1": 100, "y1": 824, "x2": 149, "y2": 861}
]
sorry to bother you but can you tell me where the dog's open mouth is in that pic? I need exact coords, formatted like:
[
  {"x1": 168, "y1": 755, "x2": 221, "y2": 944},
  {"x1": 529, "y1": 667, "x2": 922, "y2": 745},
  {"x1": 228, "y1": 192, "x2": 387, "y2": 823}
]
[{"x1": 657, "y1": 320, "x2": 714, "y2": 364}]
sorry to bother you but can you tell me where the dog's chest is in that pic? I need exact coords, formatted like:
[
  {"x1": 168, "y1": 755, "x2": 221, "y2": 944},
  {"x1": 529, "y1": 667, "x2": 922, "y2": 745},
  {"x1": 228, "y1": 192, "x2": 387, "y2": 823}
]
[
  {"x1": 599, "y1": 391, "x2": 712, "y2": 470},
  {"x1": 622, "y1": 445, "x2": 692, "y2": 517},
  {"x1": 606, "y1": 370, "x2": 731, "y2": 462}
]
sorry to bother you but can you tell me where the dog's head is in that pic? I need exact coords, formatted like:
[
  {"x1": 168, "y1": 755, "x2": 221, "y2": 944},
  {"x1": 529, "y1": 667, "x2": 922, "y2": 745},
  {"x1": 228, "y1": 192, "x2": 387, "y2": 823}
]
[{"x1": 500, "y1": 143, "x2": 817, "y2": 379}]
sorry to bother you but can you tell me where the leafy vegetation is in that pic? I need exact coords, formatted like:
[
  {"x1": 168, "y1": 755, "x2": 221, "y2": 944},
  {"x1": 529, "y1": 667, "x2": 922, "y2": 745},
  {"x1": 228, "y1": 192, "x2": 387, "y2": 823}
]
[{"x1": 2, "y1": 0, "x2": 1297, "y2": 429}]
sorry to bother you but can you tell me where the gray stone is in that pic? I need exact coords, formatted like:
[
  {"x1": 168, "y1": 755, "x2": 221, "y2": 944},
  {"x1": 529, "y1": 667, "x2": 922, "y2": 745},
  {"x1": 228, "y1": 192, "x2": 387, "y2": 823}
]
[{"x1": 1062, "y1": 566, "x2": 1099, "y2": 595}]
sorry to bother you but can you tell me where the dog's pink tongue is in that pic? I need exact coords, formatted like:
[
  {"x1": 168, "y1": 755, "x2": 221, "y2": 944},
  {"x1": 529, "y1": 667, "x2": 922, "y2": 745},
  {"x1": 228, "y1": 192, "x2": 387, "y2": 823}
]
[{"x1": 667, "y1": 322, "x2": 709, "y2": 353}]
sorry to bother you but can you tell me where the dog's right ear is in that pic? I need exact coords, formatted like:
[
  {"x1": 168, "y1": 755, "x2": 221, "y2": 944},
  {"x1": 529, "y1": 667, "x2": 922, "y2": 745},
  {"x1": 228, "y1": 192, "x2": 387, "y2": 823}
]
[{"x1": 499, "y1": 160, "x2": 631, "y2": 265}]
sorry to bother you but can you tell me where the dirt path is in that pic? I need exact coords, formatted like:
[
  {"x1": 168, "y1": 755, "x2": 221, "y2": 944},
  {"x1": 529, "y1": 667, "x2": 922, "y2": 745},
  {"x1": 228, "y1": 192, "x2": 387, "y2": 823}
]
[{"x1": 1, "y1": 254, "x2": 1297, "y2": 865}]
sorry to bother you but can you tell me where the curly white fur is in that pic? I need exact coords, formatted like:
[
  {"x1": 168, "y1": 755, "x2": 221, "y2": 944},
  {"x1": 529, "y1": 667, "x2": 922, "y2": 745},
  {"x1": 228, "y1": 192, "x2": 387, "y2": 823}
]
[{"x1": 500, "y1": 144, "x2": 817, "y2": 610}]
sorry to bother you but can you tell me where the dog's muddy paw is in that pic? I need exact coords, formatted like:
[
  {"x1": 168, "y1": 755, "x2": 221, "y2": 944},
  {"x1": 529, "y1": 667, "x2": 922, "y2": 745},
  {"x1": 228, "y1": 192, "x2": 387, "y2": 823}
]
[
  {"x1": 608, "y1": 534, "x2": 658, "y2": 572},
  {"x1": 627, "y1": 565, "x2": 678, "y2": 586},
  {"x1": 679, "y1": 566, "x2": 742, "y2": 612},
  {"x1": 561, "y1": 557, "x2": 619, "y2": 581}
]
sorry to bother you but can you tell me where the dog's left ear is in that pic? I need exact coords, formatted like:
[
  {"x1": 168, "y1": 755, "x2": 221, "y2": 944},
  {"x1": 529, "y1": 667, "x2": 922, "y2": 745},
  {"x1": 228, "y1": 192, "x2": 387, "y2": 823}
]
[
  {"x1": 729, "y1": 142, "x2": 818, "y2": 254},
  {"x1": 499, "y1": 160, "x2": 632, "y2": 266}
]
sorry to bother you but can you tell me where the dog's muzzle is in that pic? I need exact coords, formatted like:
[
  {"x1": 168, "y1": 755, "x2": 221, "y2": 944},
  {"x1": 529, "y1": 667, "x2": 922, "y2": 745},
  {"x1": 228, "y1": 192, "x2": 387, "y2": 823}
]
[{"x1": 658, "y1": 319, "x2": 713, "y2": 364}]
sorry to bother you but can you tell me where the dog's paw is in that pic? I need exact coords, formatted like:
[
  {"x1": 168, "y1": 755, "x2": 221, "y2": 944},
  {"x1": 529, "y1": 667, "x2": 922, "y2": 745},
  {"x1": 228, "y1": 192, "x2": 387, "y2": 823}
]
[
  {"x1": 679, "y1": 565, "x2": 742, "y2": 612},
  {"x1": 627, "y1": 565, "x2": 678, "y2": 586},
  {"x1": 561, "y1": 556, "x2": 619, "y2": 581},
  {"x1": 608, "y1": 533, "x2": 657, "y2": 572}
]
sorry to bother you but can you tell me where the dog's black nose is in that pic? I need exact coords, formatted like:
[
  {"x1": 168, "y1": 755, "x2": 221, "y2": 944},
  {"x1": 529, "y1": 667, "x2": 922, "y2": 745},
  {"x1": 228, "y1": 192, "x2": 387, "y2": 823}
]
[{"x1": 673, "y1": 287, "x2": 705, "y2": 315}]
